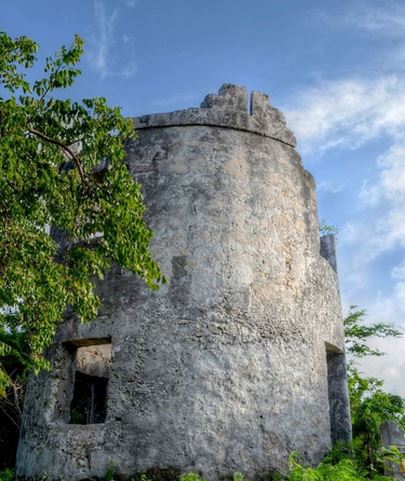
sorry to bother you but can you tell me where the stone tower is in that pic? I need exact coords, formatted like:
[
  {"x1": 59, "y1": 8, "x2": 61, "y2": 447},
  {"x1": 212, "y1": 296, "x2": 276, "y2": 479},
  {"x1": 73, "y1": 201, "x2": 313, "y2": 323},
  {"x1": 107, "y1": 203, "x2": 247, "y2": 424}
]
[{"x1": 16, "y1": 84, "x2": 351, "y2": 480}]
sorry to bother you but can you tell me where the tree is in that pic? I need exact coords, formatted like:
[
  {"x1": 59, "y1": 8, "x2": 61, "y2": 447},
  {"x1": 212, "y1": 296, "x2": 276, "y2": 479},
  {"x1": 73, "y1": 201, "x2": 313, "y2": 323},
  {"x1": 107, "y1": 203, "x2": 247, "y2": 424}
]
[
  {"x1": 344, "y1": 306, "x2": 405, "y2": 474},
  {"x1": 0, "y1": 32, "x2": 164, "y2": 395}
]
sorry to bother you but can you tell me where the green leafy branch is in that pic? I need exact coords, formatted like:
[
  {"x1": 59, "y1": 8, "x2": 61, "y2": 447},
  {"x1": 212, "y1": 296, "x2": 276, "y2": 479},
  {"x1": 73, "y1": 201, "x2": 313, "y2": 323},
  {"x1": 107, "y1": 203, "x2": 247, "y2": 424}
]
[{"x1": 0, "y1": 32, "x2": 165, "y2": 395}]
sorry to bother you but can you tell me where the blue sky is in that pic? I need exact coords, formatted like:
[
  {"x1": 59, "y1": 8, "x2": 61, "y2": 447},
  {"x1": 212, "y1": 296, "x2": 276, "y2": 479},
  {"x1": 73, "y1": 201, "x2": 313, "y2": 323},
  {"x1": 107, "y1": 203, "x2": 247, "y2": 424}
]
[{"x1": 3, "y1": 0, "x2": 405, "y2": 395}]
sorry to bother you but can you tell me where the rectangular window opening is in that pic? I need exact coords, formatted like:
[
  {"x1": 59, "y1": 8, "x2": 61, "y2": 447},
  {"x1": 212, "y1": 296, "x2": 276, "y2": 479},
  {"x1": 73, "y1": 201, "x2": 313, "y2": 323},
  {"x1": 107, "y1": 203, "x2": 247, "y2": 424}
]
[{"x1": 66, "y1": 340, "x2": 112, "y2": 425}]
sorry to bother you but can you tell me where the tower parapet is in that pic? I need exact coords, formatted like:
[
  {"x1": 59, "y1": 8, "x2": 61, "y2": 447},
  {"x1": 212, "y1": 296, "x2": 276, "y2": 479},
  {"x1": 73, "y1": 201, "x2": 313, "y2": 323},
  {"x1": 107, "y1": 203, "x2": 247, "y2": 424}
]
[{"x1": 136, "y1": 83, "x2": 296, "y2": 146}]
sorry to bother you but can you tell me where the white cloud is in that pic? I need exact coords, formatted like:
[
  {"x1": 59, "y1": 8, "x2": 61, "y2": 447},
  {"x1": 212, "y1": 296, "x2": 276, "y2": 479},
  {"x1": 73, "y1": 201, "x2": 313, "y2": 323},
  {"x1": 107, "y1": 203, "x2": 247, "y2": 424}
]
[
  {"x1": 284, "y1": 74, "x2": 405, "y2": 260},
  {"x1": 283, "y1": 49, "x2": 405, "y2": 394},
  {"x1": 359, "y1": 180, "x2": 381, "y2": 207},
  {"x1": 340, "y1": 222, "x2": 363, "y2": 245},
  {"x1": 284, "y1": 76, "x2": 405, "y2": 156},
  {"x1": 358, "y1": 143, "x2": 405, "y2": 258},
  {"x1": 392, "y1": 259, "x2": 405, "y2": 280},
  {"x1": 346, "y1": 287, "x2": 405, "y2": 396},
  {"x1": 357, "y1": 337, "x2": 405, "y2": 396},
  {"x1": 125, "y1": 0, "x2": 139, "y2": 8},
  {"x1": 378, "y1": 144, "x2": 405, "y2": 202},
  {"x1": 90, "y1": 0, "x2": 118, "y2": 77},
  {"x1": 356, "y1": 326, "x2": 405, "y2": 396},
  {"x1": 285, "y1": 3, "x2": 405, "y2": 156},
  {"x1": 277, "y1": 0, "x2": 405, "y2": 397},
  {"x1": 89, "y1": 0, "x2": 137, "y2": 79}
]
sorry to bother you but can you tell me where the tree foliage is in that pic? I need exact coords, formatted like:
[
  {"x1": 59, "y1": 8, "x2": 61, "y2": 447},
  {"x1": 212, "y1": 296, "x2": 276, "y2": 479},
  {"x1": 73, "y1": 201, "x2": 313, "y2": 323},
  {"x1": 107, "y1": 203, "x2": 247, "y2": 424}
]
[
  {"x1": 0, "y1": 32, "x2": 164, "y2": 395},
  {"x1": 344, "y1": 306, "x2": 402, "y2": 358},
  {"x1": 319, "y1": 220, "x2": 339, "y2": 237},
  {"x1": 344, "y1": 306, "x2": 405, "y2": 474}
]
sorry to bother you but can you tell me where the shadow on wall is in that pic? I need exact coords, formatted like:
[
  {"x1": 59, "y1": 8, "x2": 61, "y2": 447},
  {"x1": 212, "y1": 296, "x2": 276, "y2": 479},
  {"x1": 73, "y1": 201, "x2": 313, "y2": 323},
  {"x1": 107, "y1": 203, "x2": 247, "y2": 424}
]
[{"x1": 0, "y1": 403, "x2": 20, "y2": 470}]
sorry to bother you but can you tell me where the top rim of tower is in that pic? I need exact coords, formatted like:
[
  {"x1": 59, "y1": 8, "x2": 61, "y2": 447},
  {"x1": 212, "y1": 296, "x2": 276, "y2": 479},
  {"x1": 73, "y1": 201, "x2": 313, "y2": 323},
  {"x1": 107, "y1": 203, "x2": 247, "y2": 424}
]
[{"x1": 133, "y1": 84, "x2": 296, "y2": 147}]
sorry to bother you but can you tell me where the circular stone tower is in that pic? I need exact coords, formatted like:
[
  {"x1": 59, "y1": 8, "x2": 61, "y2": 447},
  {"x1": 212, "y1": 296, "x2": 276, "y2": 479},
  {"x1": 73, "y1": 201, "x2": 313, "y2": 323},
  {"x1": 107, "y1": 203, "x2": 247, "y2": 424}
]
[{"x1": 16, "y1": 84, "x2": 351, "y2": 481}]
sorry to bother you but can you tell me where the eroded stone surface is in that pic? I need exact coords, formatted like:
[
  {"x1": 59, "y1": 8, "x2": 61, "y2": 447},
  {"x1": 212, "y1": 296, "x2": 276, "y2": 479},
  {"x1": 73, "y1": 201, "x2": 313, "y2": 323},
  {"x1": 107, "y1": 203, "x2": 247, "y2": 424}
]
[{"x1": 16, "y1": 85, "x2": 350, "y2": 481}]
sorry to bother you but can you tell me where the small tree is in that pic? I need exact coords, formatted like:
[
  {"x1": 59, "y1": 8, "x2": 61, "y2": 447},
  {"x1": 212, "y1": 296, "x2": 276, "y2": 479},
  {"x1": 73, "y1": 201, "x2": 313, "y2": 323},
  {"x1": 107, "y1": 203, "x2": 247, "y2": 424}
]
[{"x1": 344, "y1": 306, "x2": 405, "y2": 474}]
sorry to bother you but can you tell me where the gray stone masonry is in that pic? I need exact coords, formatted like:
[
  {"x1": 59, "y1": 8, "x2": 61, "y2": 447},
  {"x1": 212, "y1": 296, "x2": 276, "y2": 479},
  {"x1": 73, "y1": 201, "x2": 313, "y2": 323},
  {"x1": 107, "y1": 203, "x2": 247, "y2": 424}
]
[
  {"x1": 16, "y1": 84, "x2": 351, "y2": 481},
  {"x1": 320, "y1": 235, "x2": 338, "y2": 273},
  {"x1": 381, "y1": 421, "x2": 405, "y2": 479}
]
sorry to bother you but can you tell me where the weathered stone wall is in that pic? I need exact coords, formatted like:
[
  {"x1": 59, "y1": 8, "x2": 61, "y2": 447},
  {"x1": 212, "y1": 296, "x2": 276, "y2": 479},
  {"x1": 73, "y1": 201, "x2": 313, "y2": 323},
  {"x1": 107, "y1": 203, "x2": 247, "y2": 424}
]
[{"x1": 16, "y1": 84, "x2": 351, "y2": 480}]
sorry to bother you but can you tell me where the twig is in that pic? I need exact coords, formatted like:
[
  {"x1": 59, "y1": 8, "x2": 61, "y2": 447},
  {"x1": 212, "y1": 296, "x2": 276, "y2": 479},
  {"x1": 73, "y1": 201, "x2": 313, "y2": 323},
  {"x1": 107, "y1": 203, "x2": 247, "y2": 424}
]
[
  {"x1": 11, "y1": 381, "x2": 22, "y2": 417},
  {"x1": 0, "y1": 400, "x2": 20, "y2": 429}
]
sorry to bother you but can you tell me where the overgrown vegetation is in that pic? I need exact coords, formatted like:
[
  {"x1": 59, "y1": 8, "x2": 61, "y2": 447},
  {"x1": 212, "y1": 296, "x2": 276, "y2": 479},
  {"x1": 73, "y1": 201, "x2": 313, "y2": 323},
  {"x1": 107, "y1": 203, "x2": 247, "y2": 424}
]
[
  {"x1": 344, "y1": 306, "x2": 405, "y2": 476},
  {"x1": 88, "y1": 446, "x2": 404, "y2": 481}
]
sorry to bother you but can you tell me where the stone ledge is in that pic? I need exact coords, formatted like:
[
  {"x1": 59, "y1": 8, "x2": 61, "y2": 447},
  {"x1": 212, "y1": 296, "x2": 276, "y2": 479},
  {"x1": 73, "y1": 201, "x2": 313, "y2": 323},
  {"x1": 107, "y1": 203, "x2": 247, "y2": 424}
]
[{"x1": 134, "y1": 83, "x2": 296, "y2": 147}]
